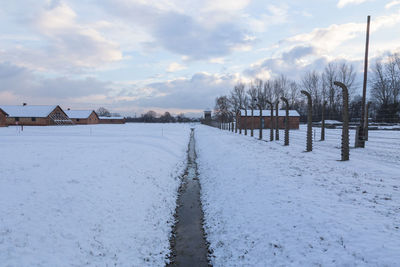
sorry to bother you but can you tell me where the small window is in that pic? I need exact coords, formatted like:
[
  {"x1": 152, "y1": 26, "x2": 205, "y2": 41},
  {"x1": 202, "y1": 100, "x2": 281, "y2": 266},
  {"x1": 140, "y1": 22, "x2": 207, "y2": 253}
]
[
  {"x1": 15, "y1": 117, "x2": 19, "y2": 121},
  {"x1": 77, "y1": 119, "x2": 80, "y2": 122},
  {"x1": 32, "y1": 117, "x2": 36, "y2": 121}
]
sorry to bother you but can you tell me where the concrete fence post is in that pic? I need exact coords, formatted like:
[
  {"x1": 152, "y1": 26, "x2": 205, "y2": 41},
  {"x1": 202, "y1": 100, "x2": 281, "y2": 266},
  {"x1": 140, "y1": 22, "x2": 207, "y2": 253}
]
[
  {"x1": 266, "y1": 101, "x2": 274, "y2": 141},
  {"x1": 275, "y1": 101, "x2": 280, "y2": 141},
  {"x1": 365, "y1": 101, "x2": 371, "y2": 141},
  {"x1": 281, "y1": 97, "x2": 290, "y2": 146},
  {"x1": 235, "y1": 111, "x2": 238, "y2": 133},
  {"x1": 251, "y1": 108, "x2": 254, "y2": 137},
  {"x1": 321, "y1": 101, "x2": 327, "y2": 141},
  {"x1": 239, "y1": 109, "x2": 242, "y2": 134},
  {"x1": 334, "y1": 81, "x2": 350, "y2": 161},
  {"x1": 301, "y1": 90, "x2": 313, "y2": 152},
  {"x1": 244, "y1": 108, "x2": 248, "y2": 136},
  {"x1": 257, "y1": 104, "x2": 263, "y2": 140}
]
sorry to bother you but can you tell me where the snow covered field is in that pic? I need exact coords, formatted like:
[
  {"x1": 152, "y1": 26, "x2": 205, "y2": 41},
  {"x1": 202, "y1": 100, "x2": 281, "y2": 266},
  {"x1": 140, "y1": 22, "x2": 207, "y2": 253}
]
[
  {"x1": 0, "y1": 124, "x2": 191, "y2": 266},
  {"x1": 196, "y1": 125, "x2": 400, "y2": 266}
]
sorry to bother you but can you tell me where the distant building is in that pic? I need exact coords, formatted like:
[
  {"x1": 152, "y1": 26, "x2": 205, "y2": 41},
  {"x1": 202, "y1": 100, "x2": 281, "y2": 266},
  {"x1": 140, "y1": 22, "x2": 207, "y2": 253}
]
[
  {"x1": 0, "y1": 105, "x2": 73, "y2": 126},
  {"x1": 65, "y1": 110, "x2": 99, "y2": 124},
  {"x1": 204, "y1": 110, "x2": 212, "y2": 121},
  {"x1": 98, "y1": 116, "x2": 125, "y2": 124},
  {"x1": 239, "y1": 109, "x2": 300, "y2": 129},
  {"x1": 0, "y1": 108, "x2": 8, "y2": 127}
]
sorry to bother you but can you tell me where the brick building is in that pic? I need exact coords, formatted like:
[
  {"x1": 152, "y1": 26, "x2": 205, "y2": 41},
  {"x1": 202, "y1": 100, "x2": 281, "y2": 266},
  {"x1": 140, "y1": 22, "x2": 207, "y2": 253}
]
[
  {"x1": 65, "y1": 110, "x2": 99, "y2": 124},
  {"x1": 239, "y1": 109, "x2": 300, "y2": 130},
  {"x1": 0, "y1": 105, "x2": 73, "y2": 126},
  {"x1": 0, "y1": 108, "x2": 8, "y2": 127},
  {"x1": 98, "y1": 116, "x2": 125, "y2": 124}
]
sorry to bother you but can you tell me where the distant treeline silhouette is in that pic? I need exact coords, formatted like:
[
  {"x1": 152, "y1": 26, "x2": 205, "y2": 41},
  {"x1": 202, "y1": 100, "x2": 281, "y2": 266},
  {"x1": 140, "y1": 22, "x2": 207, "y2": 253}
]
[{"x1": 126, "y1": 110, "x2": 200, "y2": 123}]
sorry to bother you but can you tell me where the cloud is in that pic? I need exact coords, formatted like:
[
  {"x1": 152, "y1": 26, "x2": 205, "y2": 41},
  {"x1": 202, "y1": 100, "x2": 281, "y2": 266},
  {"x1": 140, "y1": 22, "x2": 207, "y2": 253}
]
[
  {"x1": 386, "y1": 0, "x2": 400, "y2": 9},
  {"x1": 115, "y1": 72, "x2": 239, "y2": 111},
  {"x1": 1, "y1": 1, "x2": 122, "y2": 72},
  {"x1": 0, "y1": 62, "x2": 111, "y2": 104},
  {"x1": 166, "y1": 62, "x2": 186, "y2": 72},
  {"x1": 337, "y1": 0, "x2": 369, "y2": 8},
  {"x1": 243, "y1": 45, "x2": 324, "y2": 80},
  {"x1": 102, "y1": 0, "x2": 254, "y2": 60},
  {"x1": 282, "y1": 10, "x2": 400, "y2": 59}
]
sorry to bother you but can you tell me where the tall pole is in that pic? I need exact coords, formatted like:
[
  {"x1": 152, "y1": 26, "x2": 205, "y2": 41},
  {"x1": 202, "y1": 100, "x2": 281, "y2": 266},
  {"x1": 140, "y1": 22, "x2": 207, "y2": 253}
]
[{"x1": 357, "y1": 15, "x2": 371, "y2": 148}]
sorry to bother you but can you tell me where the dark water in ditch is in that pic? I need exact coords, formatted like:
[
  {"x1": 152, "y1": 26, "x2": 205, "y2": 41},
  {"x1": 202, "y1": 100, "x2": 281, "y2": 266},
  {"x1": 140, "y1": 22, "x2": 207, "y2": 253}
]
[{"x1": 168, "y1": 128, "x2": 209, "y2": 266}]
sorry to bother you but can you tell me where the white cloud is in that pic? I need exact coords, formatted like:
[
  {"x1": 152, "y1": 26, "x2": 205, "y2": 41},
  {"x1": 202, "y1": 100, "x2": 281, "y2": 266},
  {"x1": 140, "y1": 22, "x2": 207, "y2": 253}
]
[
  {"x1": 1, "y1": 1, "x2": 123, "y2": 72},
  {"x1": 337, "y1": 0, "x2": 369, "y2": 8},
  {"x1": 166, "y1": 62, "x2": 186, "y2": 72},
  {"x1": 385, "y1": 0, "x2": 400, "y2": 9}
]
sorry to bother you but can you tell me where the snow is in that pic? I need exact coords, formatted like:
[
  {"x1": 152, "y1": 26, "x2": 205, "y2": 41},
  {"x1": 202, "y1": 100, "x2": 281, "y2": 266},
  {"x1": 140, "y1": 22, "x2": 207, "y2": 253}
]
[
  {"x1": 321, "y1": 120, "x2": 342, "y2": 125},
  {"x1": 65, "y1": 110, "x2": 95, "y2": 119},
  {"x1": 240, "y1": 109, "x2": 300, "y2": 117},
  {"x1": 196, "y1": 125, "x2": 400, "y2": 266},
  {"x1": 0, "y1": 105, "x2": 58, "y2": 117},
  {"x1": 0, "y1": 123, "x2": 191, "y2": 266}
]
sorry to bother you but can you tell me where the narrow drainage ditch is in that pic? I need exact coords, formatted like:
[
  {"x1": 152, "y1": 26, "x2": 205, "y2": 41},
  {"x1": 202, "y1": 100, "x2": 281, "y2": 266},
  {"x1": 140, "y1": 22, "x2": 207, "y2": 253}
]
[{"x1": 168, "y1": 128, "x2": 210, "y2": 266}]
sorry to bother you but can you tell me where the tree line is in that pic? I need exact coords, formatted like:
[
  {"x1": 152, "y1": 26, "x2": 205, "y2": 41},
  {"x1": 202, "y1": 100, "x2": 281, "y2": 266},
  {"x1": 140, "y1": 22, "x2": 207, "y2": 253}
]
[
  {"x1": 126, "y1": 110, "x2": 199, "y2": 123},
  {"x1": 215, "y1": 53, "x2": 400, "y2": 123}
]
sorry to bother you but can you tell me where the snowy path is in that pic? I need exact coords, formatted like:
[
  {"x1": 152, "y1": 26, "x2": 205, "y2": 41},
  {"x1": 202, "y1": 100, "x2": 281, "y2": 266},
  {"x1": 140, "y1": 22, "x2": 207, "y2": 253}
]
[
  {"x1": 196, "y1": 125, "x2": 400, "y2": 266},
  {"x1": 0, "y1": 124, "x2": 190, "y2": 266},
  {"x1": 169, "y1": 128, "x2": 209, "y2": 266}
]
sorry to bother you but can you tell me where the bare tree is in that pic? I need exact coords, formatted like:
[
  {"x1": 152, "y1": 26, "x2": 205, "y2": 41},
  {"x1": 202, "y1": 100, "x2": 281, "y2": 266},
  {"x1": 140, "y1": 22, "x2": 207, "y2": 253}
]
[{"x1": 96, "y1": 107, "x2": 111, "y2": 117}]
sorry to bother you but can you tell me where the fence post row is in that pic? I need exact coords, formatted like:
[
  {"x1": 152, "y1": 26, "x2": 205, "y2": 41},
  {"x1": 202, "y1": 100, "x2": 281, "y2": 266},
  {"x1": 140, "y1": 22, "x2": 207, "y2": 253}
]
[
  {"x1": 334, "y1": 82, "x2": 350, "y2": 161},
  {"x1": 301, "y1": 90, "x2": 313, "y2": 152},
  {"x1": 321, "y1": 101, "x2": 327, "y2": 141},
  {"x1": 281, "y1": 97, "x2": 290, "y2": 146}
]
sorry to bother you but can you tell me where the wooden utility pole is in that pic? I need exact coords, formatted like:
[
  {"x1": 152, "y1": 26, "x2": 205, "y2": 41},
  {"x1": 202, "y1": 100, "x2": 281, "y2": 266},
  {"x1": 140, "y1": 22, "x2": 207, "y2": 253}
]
[{"x1": 356, "y1": 15, "x2": 371, "y2": 148}]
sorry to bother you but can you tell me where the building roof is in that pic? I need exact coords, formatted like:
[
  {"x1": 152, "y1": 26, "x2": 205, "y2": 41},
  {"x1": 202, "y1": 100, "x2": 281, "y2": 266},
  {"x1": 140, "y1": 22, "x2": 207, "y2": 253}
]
[
  {"x1": 99, "y1": 116, "x2": 124, "y2": 120},
  {"x1": 0, "y1": 108, "x2": 8, "y2": 116},
  {"x1": 240, "y1": 109, "x2": 300, "y2": 117},
  {"x1": 0, "y1": 105, "x2": 59, "y2": 118},
  {"x1": 65, "y1": 110, "x2": 96, "y2": 119}
]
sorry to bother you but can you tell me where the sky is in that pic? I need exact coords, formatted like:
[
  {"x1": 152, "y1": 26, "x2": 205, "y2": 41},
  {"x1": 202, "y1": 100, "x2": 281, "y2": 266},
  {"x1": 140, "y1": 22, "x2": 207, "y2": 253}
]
[{"x1": 0, "y1": 0, "x2": 400, "y2": 117}]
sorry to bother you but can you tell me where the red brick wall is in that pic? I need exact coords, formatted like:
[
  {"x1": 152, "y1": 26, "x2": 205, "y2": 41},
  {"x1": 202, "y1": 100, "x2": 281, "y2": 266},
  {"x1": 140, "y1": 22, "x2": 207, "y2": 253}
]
[
  {"x1": 0, "y1": 111, "x2": 7, "y2": 127},
  {"x1": 72, "y1": 112, "x2": 99, "y2": 125},
  {"x1": 239, "y1": 116, "x2": 299, "y2": 129},
  {"x1": 99, "y1": 118, "x2": 125, "y2": 124}
]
